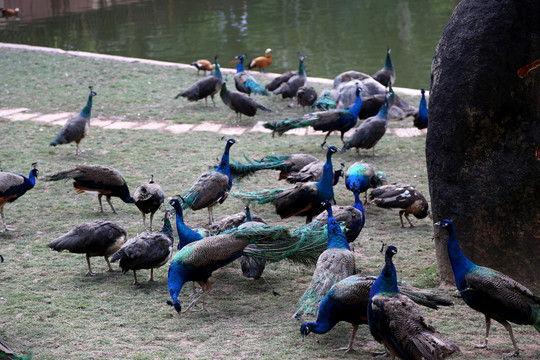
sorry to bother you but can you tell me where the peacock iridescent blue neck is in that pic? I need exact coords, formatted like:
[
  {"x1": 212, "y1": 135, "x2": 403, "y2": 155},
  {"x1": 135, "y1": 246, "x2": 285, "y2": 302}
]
[
  {"x1": 216, "y1": 141, "x2": 234, "y2": 186},
  {"x1": 236, "y1": 57, "x2": 245, "y2": 73},
  {"x1": 298, "y1": 58, "x2": 306, "y2": 78},
  {"x1": 388, "y1": 82, "x2": 396, "y2": 107},
  {"x1": 377, "y1": 100, "x2": 389, "y2": 119},
  {"x1": 444, "y1": 221, "x2": 477, "y2": 291},
  {"x1": 419, "y1": 89, "x2": 428, "y2": 124},
  {"x1": 244, "y1": 207, "x2": 253, "y2": 222},
  {"x1": 347, "y1": 90, "x2": 363, "y2": 119},
  {"x1": 172, "y1": 201, "x2": 203, "y2": 249},
  {"x1": 27, "y1": 169, "x2": 38, "y2": 187},
  {"x1": 385, "y1": 50, "x2": 393, "y2": 70},
  {"x1": 316, "y1": 148, "x2": 335, "y2": 201},
  {"x1": 370, "y1": 250, "x2": 399, "y2": 297},
  {"x1": 213, "y1": 59, "x2": 223, "y2": 79},
  {"x1": 353, "y1": 192, "x2": 365, "y2": 218},
  {"x1": 325, "y1": 205, "x2": 350, "y2": 250},
  {"x1": 79, "y1": 93, "x2": 94, "y2": 119},
  {"x1": 160, "y1": 216, "x2": 174, "y2": 240}
]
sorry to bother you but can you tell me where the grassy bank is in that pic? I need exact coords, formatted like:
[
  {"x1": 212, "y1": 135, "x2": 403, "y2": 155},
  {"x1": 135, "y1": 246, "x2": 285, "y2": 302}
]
[{"x1": 0, "y1": 47, "x2": 539, "y2": 359}]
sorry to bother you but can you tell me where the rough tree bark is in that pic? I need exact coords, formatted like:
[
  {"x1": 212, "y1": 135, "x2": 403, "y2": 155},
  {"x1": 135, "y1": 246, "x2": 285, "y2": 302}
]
[{"x1": 427, "y1": 0, "x2": 540, "y2": 290}]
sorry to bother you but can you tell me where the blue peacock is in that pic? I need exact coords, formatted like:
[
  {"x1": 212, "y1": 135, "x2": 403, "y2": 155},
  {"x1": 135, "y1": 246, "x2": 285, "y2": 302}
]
[
  {"x1": 264, "y1": 85, "x2": 363, "y2": 147},
  {"x1": 234, "y1": 55, "x2": 269, "y2": 96},
  {"x1": 436, "y1": 219, "x2": 540, "y2": 358},
  {"x1": 0, "y1": 163, "x2": 38, "y2": 232},
  {"x1": 413, "y1": 88, "x2": 428, "y2": 129},
  {"x1": 367, "y1": 245, "x2": 460, "y2": 359},
  {"x1": 345, "y1": 161, "x2": 387, "y2": 205}
]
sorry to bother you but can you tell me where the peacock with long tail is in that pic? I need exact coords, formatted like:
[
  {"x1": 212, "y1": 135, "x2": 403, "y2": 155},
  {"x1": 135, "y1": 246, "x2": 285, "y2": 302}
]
[
  {"x1": 372, "y1": 48, "x2": 395, "y2": 87},
  {"x1": 367, "y1": 245, "x2": 460, "y2": 359},
  {"x1": 413, "y1": 89, "x2": 428, "y2": 129},
  {"x1": 44, "y1": 164, "x2": 135, "y2": 214},
  {"x1": 345, "y1": 162, "x2": 386, "y2": 205},
  {"x1": 49, "y1": 86, "x2": 96, "y2": 155},
  {"x1": 166, "y1": 223, "x2": 292, "y2": 313},
  {"x1": 273, "y1": 55, "x2": 307, "y2": 103},
  {"x1": 234, "y1": 55, "x2": 270, "y2": 96},
  {"x1": 264, "y1": 85, "x2": 362, "y2": 147},
  {"x1": 220, "y1": 80, "x2": 272, "y2": 123},
  {"x1": 233, "y1": 146, "x2": 339, "y2": 223},
  {"x1": 133, "y1": 174, "x2": 164, "y2": 231},
  {"x1": 342, "y1": 98, "x2": 389, "y2": 156},
  {"x1": 111, "y1": 211, "x2": 174, "y2": 285},
  {"x1": 169, "y1": 198, "x2": 205, "y2": 250},
  {"x1": 436, "y1": 219, "x2": 540, "y2": 358},
  {"x1": 180, "y1": 138, "x2": 236, "y2": 224},
  {"x1": 0, "y1": 163, "x2": 38, "y2": 232},
  {"x1": 294, "y1": 202, "x2": 356, "y2": 317},
  {"x1": 175, "y1": 56, "x2": 222, "y2": 106},
  {"x1": 228, "y1": 153, "x2": 319, "y2": 180},
  {"x1": 368, "y1": 184, "x2": 431, "y2": 228},
  {"x1": 48, "y1": 220, "x2": 127, "y2": 276},
  {"x1": 300, "y1": 274, "x2": 454, "y2": 353}
]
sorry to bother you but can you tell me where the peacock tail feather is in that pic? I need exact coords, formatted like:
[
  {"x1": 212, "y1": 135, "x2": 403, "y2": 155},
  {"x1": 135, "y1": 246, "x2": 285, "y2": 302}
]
[
  {"x1": 232, "y1": 188, "x2": 285, "y2": 204},
  {"x1": 310, "y1": 91, "x2": 336, "y2": 111},
  {"x1": 180, "y1": 187, "x2": 200, "y2": 210},
  {"x1": 229, "y1": 155, "x2": 289, "y2": 178},
  {"x1": 263, "y1": 115, "x2": 318, "y2": 135},
  {"x1": 244, "y1": 78, "x2": 270, "y2": 96}
]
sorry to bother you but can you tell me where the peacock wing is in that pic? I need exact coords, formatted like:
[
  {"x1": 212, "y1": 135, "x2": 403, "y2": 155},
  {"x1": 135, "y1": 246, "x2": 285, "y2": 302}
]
[
  {"x1": 234, "y1": 73, "x2": 250, "y2": 93},
  {"x1": 73, "y1": 165, "x2": 127, "y2": 187},
  {"x1": 273, "y1": 183, "x2": 319, "y2": 219},
  {"x1": 175, "y1": 233, "x2": 247, "y2": 267},
  {"x1": 312, "y1": 110, "x2": 351, "y2": 131},
  {"x1": 0, "y1": 172, "x2": 24, "y2": 193},
  {"x1": 184, "y1": 171, "x2": 230, "y2": 210},
  {"x1": 228, "y1": 91, "x2": 257, "y2": 116},
  {"x1": 265, "y1": 71, "x2": 297, "y2": 91},
  {"x1": 369, "y1": 184, "x2": 416, "y2": 209},
  {"x1": 55, "y1": 115, "x2": 88, "y2": 143},
  {"x1": 329, "y1": 275, "x2": 375, "y2": 305},
  {"x1": 287, "y1": 161, "x2": 323, "y2": 183}
]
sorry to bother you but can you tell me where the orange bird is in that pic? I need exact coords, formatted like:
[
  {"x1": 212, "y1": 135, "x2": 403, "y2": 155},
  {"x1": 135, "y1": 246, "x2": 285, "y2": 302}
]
[
  {"x1": 248, "y1": 48, "x2": 272, "y2": 72},
  {"x1": 0, "y1": 8, "x2": 20, "y2": 16},
  {"x1": 190, "y1": 59, "x2": 215, "y2": 76}
]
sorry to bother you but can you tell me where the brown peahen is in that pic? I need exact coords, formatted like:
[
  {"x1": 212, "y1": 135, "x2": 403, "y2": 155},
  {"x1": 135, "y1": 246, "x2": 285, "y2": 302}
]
[
  {"x1": 265, "y1": 70, "x2": 297, "y2": 92},
  {"x1": 49, "y1": 86, "x2": 97, "y2": 155},
  {"x1": 111, "y1": 211, "x2": 174, "y2": 285},
  {"x1": 0, "y1": 163, "x2": 38, "y2": 232},
  {"x1": 294, "y1": 202, "x2": 356, "y2": 317},
  {"x1": 228, "y1": 153, "x2": 319, "y2": 180},
  {"x1": 48, "y1": 220, "x2": 127, "y2": 276},
  {"x1": 372, "y1": 48, "x2": 396, "y2": 87},
  {"x1": 220, "y1": 80, "x2": 271, "y2": 123},
  {"x1": 134, "y1": 174, "x2": 165, "y2": 231},
  {"x1": 300, "y1": 274, "x2": 454, "y2": 353},
  {"x1": 368, "y1": 246, "x2": 460, "y2": 359},
  {"x1": 175, "y1": 56, "x2": 222, "y2": 106},
  {"x1": 437, "y1": 219, "x2": 540, "y2": 358},
  {"x1": 285, "y1": 160, "x2": 344, "y2": 185},
  {"x1": 233, "y1": 146, "x2": 339, "y2": 223},
  {"x1": 273, "y1": 55, "x2": 307, "y2": 103},
  {"x1": 368, "y1": 184, "x2": 431, "y2": 228},
  {"x1": 296, "y1": 86, "x2": 318, "y2": 109},
  {"x1": 180, "y1": 138, "x2": 236, "y2": 224},
  {"x1": 44, "y1": 164, "x2": 135, "y2": 214}
]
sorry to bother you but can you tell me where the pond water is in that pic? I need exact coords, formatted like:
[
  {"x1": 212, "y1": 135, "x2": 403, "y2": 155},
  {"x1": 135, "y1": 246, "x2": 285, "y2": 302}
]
[{"x1": 0, "y1": 0, "x2": 458, "y2": 89}]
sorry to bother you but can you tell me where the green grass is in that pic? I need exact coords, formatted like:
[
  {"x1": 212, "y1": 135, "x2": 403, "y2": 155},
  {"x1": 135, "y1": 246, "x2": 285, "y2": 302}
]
[{"x1": 1, "y1": 47, "x2": 539, "y2": 359}]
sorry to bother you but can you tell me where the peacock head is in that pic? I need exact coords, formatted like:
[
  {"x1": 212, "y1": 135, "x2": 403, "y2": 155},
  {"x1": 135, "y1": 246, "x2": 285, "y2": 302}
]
[
  {"x1": 327, "y1": 146, "x2": 338, "y2": 156},
  {"x1": 235, "y1": 54, "x2": 245, "y2": 62},
  {"x1": 31, "y1": 162, "x2": 39, "y2": 178},
  {"x1": 421, "y1": 88, "x2": 425, "y2": 96},
  {"x1": 166, "y1": 300, "x2": 182, "y2": 314},
  {"x1": 435, "y1": 219, "x2": 453, "y2": 232},
  {"x1": 355, "y1": 85, "x2": 363, "y2": 97},
  {"x1": 300, "y1": 323, "x2": 313, "y2": 339},
  {"x1": 88, "y1": 86, "x2": 97, "y2": 97},
  {"x1": 225, "y1": 138, "x2": 237, "y2": 147}
]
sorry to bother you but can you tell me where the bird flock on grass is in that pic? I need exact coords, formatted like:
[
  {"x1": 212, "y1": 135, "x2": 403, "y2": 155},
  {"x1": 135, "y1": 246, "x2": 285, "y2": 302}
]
[{"x1": 1, "y1": 46, "x2": 538, "y2": 360}]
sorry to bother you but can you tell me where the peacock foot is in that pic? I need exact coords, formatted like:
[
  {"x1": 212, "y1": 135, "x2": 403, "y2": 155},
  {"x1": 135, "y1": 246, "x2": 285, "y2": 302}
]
[
  {"x1": 473, "y1": 342, "x2": 488, "y2": 349},
  {"x1": 372, "y1": 349, "x2": 389, "y2": 357},
  {"x1": 85, "y1": 271, "x2": 96, "y2": 277},
  {"x1": 0, "y1": 225, "x2": 17, "y2": 232},
  {"x1": 331, "y1": 346, "x2": 355, "y2": 353},
  {"x1": 503, "y1": 350, "x2": 520, "y2": 359}
]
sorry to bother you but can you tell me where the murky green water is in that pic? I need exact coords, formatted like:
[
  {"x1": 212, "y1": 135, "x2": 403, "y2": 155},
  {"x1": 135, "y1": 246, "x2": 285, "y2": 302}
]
[{"x1": 0, "y1": 0, "x2": 457, "y2": 89}]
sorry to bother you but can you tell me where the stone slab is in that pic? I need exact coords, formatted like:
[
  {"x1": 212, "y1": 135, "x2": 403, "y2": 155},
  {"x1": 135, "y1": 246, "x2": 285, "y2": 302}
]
[
  {"x1": 5, "y1": 112, "x2": 40, "y2": 121},
  {"x1": 91, "y1": 119, "x2": 114, "y2": 127},
  {"x1": 165, "y1": 124, "x2": 195, "y2": 134},
  {"x1": 33, "y1": 112, "x2": 75, "y2": 123},
  {"x1": 0, "y1": 108, "x2": 29, "y2": 117},
  {"x1": 191, "y1": 122, "x2": 223, "y2": 132},
  {"x1": 219, "y1": 126, "x2": 247, "y2": 135},
  {"x1": 105, "y1": 121, "x2": 138, "y2": 129},
  {"x1": 249, "y1": 121, "x2": 273, "y2": 133},
  {"x1": 135, "y1": 121, "x2": 167, "y2": 130}
]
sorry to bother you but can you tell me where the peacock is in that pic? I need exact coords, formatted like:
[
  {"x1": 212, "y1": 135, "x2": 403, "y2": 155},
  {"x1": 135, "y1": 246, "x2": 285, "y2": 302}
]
[
  {"x1": 166, "y1": 223, "x2": 291, "y2": 313},
  {"x1": 285, "y1": 160, "x2": 344, "y2": 186},
  {"x1": 44, "y1": 164, "x2": 135, "y2": 214},
  {"x1": 0, "y1": 163, "x2": 38, "y2": 232},
  {"x1": 49, "y1": 86, "x2": 97, "y2": 155},
  {"x1": 294, "y1": 202, "x2": 356, "y2": 317},
  {"x1": 233, "y1": 146, "x2": 339, "y2": 223},
  {"x1": 265, "y1": 70, "x2": 297, "y2": 92},
  {"x1": 209, "y1": 203, "x2": 267, "y2": 234},
  {"x1": 180, "y1": 138, "x2": 236, "y2": 225},
  {"x1": 296, "y1": 86, "x2": 318, "y2": 109},
  {"x1": 133, "y1": 174, "x2": 165, "y2": 231},
  {"x1": 190, "y1": 59, "x2": 214, "y2": 76},
  {"x1": 273, "y1": 55, "x2": 307, "y2": 103},
  {"x1": 300, "y1": 274, "x2": 454, "y2": 353},
  {"x1": 413, "y1": 88, "x2": 428, "y2": 129},
  {"x1": 0, "y1": 337, "x2": 32, "y2": 360},
  {"x1": 229, "y1": 153, "x2": 319, "y2": 180},
  {"x1": 220, "y1": 80, "x2": 272, "y2": 123},
  {"x1": 234, "y1": 55, "x2": 270, "y2": 96},
  {"x1": 345, "y1": 161, "x2": 387, "y2": 205},
  {"x1": 111, "y1": 211, "x2": 174, "y2": 285},
  {"x1": 342, "y1": 98, "x2": 389, "y2": 156},
  {"x1": 372, "y1": 48, "x2": 396, "y2": 87},
  {"x1": 265, "y1": 85, "x2": 362, "y2": 147},
  {"x1": 368, "y1": 184, "x2": 431, "y2": 228},
  {"x1": 48, "y1": 220, "x2": 127, "y2": 276},
  {"x1": 175, "y1": 56, "x2": 222, "y2": 106},
  {"x1": 310, "y1": 91, "x2": 337, "y2": 111},
  {"x1": 248, "y1": 48, "x2": 272, "y2": 72},
  {"x1": 436, "y1": 219, "x2": 540, "y2": 358},
  {"x1": 367, "y1": 245, "x2": 460, "y2": 359}
]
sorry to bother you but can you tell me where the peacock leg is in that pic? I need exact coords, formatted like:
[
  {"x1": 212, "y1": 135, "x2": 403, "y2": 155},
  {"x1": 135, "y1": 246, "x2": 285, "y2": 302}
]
[
  {"x1": 141, "y1": 212, "x2": 146, "y2": 230},
  {"x1": 474, "y1": 314, "x2": 491, "y2": 349},
  {"x1": 398, "y1": 211, "x2": 406, "y2": 228},
  {"x1": 132, "y1": 270, "x2": 139, "y2": 285},
  {"x1": 75, "y1": 142, "x2": 81, "y2": 155},
  {"x1": 104, "y1": 256, "x2": 115, "y2": 272},
  {"x1": 497, "y1": 319, "x2": 520, "y2": 358},
  {"x1": 211, "y1": 94, "x2": 216, "y2": 107},
  {"x1": 149, "y1": 212, "x2": 154, "y2": 231},
  {"x1": 149, "y1": 268, "x2": 154, "y2": 282},
  {"x1": 188, "y1": 282, "x2": 200, "y2": 297},
  {"x1": 85, "y1": 254, "x2": 96, "y2": 276},
  {"x1": 0, "y1": 207, "x2": 16, "y2": 232},
  {"x1": 207, "y1": 206, "x2": 214, "y2": 225},
  {"x1": 332, "y1": 324, "x2": 358, "y2": 353},
  {"x1": 106, "y1": 195, "x2": 118, "y2": 214},
  {"x1": 98, "y1": 194, "x2": 104, "y2": 213},
  {"x1": 404, "y1": 213, "x2": 415, "y2": 227},
  {"x1": 186, "y1": 283, "x2": 206, "y2": 311}
]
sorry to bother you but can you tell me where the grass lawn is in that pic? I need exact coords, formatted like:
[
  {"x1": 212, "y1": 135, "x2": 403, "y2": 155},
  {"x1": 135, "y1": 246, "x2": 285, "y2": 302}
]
[{"x1": 0, "y1": 47, "x2": 538, "y2": 359}]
